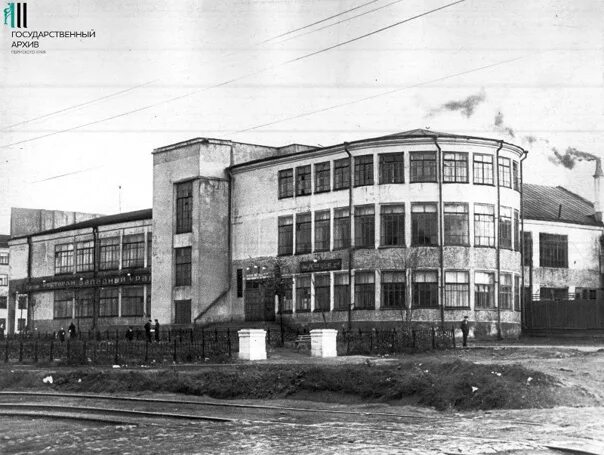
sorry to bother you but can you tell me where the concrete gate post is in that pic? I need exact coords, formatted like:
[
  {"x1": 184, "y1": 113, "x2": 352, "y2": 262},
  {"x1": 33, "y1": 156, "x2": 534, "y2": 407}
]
[
  {"x1": 238, "y1": 329, "x2": 267, "y2": 360},
  {"x1": 310, "y1": 329, "x2": 338, "y2": 358}
]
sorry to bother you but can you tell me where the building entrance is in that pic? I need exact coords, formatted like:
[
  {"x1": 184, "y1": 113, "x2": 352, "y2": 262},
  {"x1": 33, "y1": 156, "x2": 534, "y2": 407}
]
[{"x1": 244, "y1": 280, "x2": 275, "y2": 322}]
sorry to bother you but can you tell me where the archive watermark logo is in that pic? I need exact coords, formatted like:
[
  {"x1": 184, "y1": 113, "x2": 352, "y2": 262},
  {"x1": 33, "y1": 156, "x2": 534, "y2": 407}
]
[{"x1": 3, "y1": 2, "x2": 27, "y2": 28}]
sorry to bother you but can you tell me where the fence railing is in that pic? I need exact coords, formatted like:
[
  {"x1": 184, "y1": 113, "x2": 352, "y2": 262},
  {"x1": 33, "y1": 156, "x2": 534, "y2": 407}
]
[{"x1": 525, "y1": 299, "x2": 604, "y2": 330}]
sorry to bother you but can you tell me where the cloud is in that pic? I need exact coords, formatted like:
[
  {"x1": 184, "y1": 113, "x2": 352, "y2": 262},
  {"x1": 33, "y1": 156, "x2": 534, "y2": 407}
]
[{"x1": 429, "y1": 90, "x2": 486, "y2": 118}]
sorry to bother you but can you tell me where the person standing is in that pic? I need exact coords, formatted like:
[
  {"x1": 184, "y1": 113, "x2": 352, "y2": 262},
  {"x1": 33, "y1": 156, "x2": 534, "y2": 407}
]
[
  {"x1": 58, "y1": 327, "x2": 66, "y2": 343},
  {"x1": 125, "y1": 326, "x2": 134, "y2": 341},
  {"x1": 144, "y1": 319, "x2": 152, "y2": 343},
  {"x1": 0, "y1": 322, "x2": 4, "y2": 340},
  {"x1": 460, "y1": 316, "x2": 470, "y2": 348},
  {"x1": 68, "y1": 321, "x2": 77, "y2": 339},
  {"x1": 154, "y1": 319, "x2": 160, "y2": 342}
]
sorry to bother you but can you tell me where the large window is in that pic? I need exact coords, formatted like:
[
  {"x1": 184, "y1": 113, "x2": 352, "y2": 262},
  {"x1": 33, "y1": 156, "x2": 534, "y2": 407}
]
[
  {"x1": 381, "y1": 205, "x2": 405, "y2": 247},
  {"x1": 410, "y1": 152, "x2": 437, "y2": 183},
  {"x1": 296, "y1": 275, "x2": 311, "y2": 312},
  {"x1": 55, "y1": 243, "x2": 74, "y2": 274},
  {"x1": 412, "y1": 271, "x2": 438, "y2": 308},
  {"x1": 122, "y1": 286, "x2": 145, "y2": 316},
  {"x1": 100, "y1": 237, "x2": 120, "y2": 270},
  {"x1": 278, "y1": 169, "x2": 293, "y2": 199},
  {"x1": 539, "y1": 233, "x2": 568, "y2": 268},
  {"x1": 278, "y1": 216, "x2": 293, "y2": 255},
  {"x1": 314, "y1": 162, "x2": 330, "y2": 193},
  {"x1": 314, "y1": 210, "x2": 330, "y2": 252},
  {"x1": 333, "y1": 158, "x2": 350, "y2": 190},
  {"x1": 379, "y1": 153, "x2": 404, "y2": 184},
  {"x1": 498, "y1": 157, "x2": 511, "y2": 188},
  {"x1": 523, "y1": 231, "x2": 533, "y2": 266},
  {"x1": 0, "y1": 275, "x2": 7, "y2": 286},
  {"x1": 281, "y1": 278, "x2": 293, "y2": 313},
  {"x1": 499, "y1": 207, "x2": 512, "y2": 249},
  {"x1": 147, "y1": 234, "x2": 152, "y2": 267},
  {"x1": 354, "y1": 205, "x2": 375, "y2": 249},
  {"x1": 411, "y1": 203, "x2": 438, "y2": 246},
  {"x1": 474, "y1": 272, "x2": 495, "y2": 309},
  {"x1": 295, "y1": 212, "x2": 312, "y2": 254},
  {"x1": 473, "y1": 154, "x2": 494, "y2": 185},
  {"x1": 444, "y1": 203, "x2": 469, "y2": 246},
  {"x1": 296, "y1": 165, "x2": 311, "y2": 196},
  {"x1": 514, "y1": 275, "x2": 521, "y2": 311},
  {"x1": 444, "y1": 271, "x2": 469, "y2": 308},
  {"x1": 17, "y1": 295, "x2": 27, "y2": 310},
  {"x1": 512, "y1": 161, "x2": 520, "y2": 191},
  {"x1": 540, "y1": 287, "x2": 568, "y2": 301},
  {"x1": 76, "y1": 240, "x2": 94, "y2": 272},
  {"x1": 513, "y1": 210, "x2": 520, "y2": 251},
  {"x1": 0, "y1": 252, "x2": 8, "y2": 265},
  {"x1": 122, "y1": 234, "x2": 145, "y2": 268},
  {"x1": 75, "y1": 289, "x2": 94, "y2": 318},
  {"x1": 54, "y1": 290, "x2": 73, "y2": 319},
  {"x1": 175, "y1": 180, "x2": 193, "y2": 234},
  {"x1": 443, "y1": 152, "x2": 468, "y2": 183},
  {"x1": 333, "y1": 207, "x2": 350, "y2": 250},
  {"x1": 499, "y1": 273, "x2": 513, "y2": 309},
  {"x1": 354, "y1": 271, "x2": 375, "y2": 310},
  {"x1": 381, "y1": 271, "x2": 405, "y2": 309},
  {"x1": 99, "y1": 288, "x2": 119, "y2": 317},
  {"x1": 175, "y1": 247, "x2": 192, "y2": 286},
  {"x1": 474, "y1": 204, "x2": 495, "y2": 247},
  {"x1": 334, "y1": 273, "x2": 350, "y2": 311},
  {"x1": 354, "y1": 155, "x2": 374, "y2": 187},
  {"x1": 314, "y1": 274, "x2": 330, "y2": 312}
]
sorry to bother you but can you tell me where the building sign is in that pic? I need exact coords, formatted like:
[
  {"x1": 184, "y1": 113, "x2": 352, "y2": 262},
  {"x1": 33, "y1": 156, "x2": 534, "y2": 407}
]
[
  {"x1": 299, "y1": 259, "x2": 342, "y2": 273},
  {"x1": 21, "y1": 270, "x2": 150, "y2": 292}
]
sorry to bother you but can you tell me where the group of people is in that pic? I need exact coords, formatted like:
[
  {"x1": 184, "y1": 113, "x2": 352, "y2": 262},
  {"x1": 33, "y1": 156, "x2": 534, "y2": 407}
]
[
  {"x1": 57, "y1": 322, "x2": 78, "y2": 342},
  {"x1": 125, "y1": 319, "x2": 160, "y2": 342}
]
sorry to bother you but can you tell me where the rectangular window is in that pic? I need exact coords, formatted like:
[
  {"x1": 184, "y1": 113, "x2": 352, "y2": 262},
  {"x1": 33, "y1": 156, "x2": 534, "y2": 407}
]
[
  {"x1": 540, "y1": 287, "x2": 568, "y2": 301},
  {"x1": 296, "y1": 165, "x2": 311, "y2": 196},
  {"x1": 539, "y1": 233, "x2": 568, "y2": 268},
  {"x1": 236, "y1": 269, "x2": 243, "y2": 298},
  {"x1": 514, "y1": 275, "x2": 521, "y2": 311},
  {"x1": 175, "y1": 299, "x2": 191, "y2": 324},
  {"x1": 412, "y1": 271, "x2": 438, "y2": 308},
  {"x1": 314, "y1": 162, "x2": 330, "y2": 193},
  {"x1": 0, "y1": 296, "x2": 6, "y2": 309},
  {"x1": 499, "y1": 273, "x2": 513, "y2": 309},
  {"x1": 333, "y1": 158, "x2": 350, "y2": 190},
  {"x1": 445, "y1": 271, "x2": 469, "y2": 308},
  {"x1": 498, "y1": 157, "x2": 511, "y2": 188},
  {"x1": 281, "y1": 278, "x2": 293, "y2": 312},
  {"x1": 54, "y1": 290, "x2": 73, "y2": 319},
  {"x1": 381, "y1": 205, "x2": 405, "y2": 247},
  {"x1": 473, "y1": 154, "x2": 494, "y2": 185},
  {"x1": 354, "y1": 155, "x2": 374, "y2": 187},
  {"x1": 99, "y1": 237, "x2": 120, "y2": 270},
  {"x1": 381, "y1": 271, "x2": 405, "y2": 309},
  {"x1": 513, "y1": 161, "x2": 520, "y2": 191},
  {"x1": 76, "y1": 240, "x2": 94, "y2": 273},
  {"x1": 147, "y1": 233, "x2": 152, "y2": 268},
  {"x1": 314, "y1": 210, "x2": 330, "y2": 252},
  {"x1": 575, "y1": 288, "x2": 597, "y2": 300},
  {"x1": 295, "y1": 212, "x2": 312, "y2": 254},
  {"x1": 523, "y1": 232, "x2": 533, "y2": 266},
  {"x1": 474, "y1": 272, "x2": 495, "y2": 309},
  {"x1": 499, "y1": 207, "x2": 512, "y2": 249},
  {"x1": 122, "y1": 234, "x2": 145, "y2": 268},
  {"x1": 54, "y1": 243, "x2": 74, "y2": 275},
  {"x1": 411, "y1": 203, "x2": 438, "y2": 246},
  {"x1": 474, "y1": 204, "x2": 495, "y2": 247},
  {"x1": 278, "y1": 216, "x2": 293, "y2": 255},
  {"x1": 444, "y1": 203, "x2": 469, "y2": 246},
  {"x1": 146, "y1": 286, "x2": 151, "y2": 317},
  {"x1": 122, "y1": 286, "x2": 145, "y2": 317},
  {"x1": 175, "y1": 247, "x2": 192, "y2": 286},
  {"x1": 175, "y1": 180, "x2": 193, "y2": 234},
  {"x1": 513, "y1": 210, "x2": 520, "y2": 251},
  {"x1": 75, "y1": 289, "x2": 94, "y2": 318},
  {"x1": 278, "y1": 169, "x2": 294, "y2": 199},
  {"x1": 99, "y1": 288, "x2": 118, "y2": 317},
  {"x1": 333, "y1": 208, "x2": 350, "y2": 250},
  {"x1": 17, "y1": 295, "x2": 27, "y2": 310},
  {"x1": 314, "y1": 274, "x2": 330, "y2": 312},
  {"x1": 354, "y1": 271, "x2": 375, "y2": 310},
  {"x1": 0, "y1": 252, "x2": 8, "y2": 265},
  {"x1": 443, "y1": 152, "x2": 468, "y2": 183},
  {"x1": 355, "y1": 205, "x2": 375, "y2": 249},
  {"x1": 17, "y1": 319, "x2": 26, "y2": 332},
  {"x1": 334, "y1": 273, "x2": 350, "y2": 311},
  {"x1": 0, "y1": 275, "x2": 7, "y2": 286},
  {"x1": 296, "y1": 275, "x2": 311, "y2": 312},
  {"x1": 379, "y1": 153, "x2": 404, "y2": 184},
  {"x1": 410, "y1": 151, "x2": 437, "y2": 183}
]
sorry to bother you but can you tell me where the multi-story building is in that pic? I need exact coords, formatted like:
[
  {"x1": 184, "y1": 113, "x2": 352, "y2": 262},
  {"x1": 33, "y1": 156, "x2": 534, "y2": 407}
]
[{"x1": 0, "y1": 235, "x2": 9, "y2": 333}]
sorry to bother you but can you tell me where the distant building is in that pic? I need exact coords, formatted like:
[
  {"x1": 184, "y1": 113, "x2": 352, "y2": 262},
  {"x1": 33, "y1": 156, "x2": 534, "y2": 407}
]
[
  {"x1": 0, "y1": 235, "x2": 9, "y2": 333},
  {"x1": 10, "y1": 207, "x2": 105, "y2": 238}
]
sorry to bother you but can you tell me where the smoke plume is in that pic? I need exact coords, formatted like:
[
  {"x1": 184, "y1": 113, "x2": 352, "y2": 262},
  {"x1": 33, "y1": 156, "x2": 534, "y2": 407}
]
[
  {"x1": 549, "y1": 147, "x2": 599, "y2": 170},
  {"x1": 493, "y1": 111, "x2": 515, "y2": 138},
  {"x1": 429, "y1": 90, "x2": 486, "y2": 118}
]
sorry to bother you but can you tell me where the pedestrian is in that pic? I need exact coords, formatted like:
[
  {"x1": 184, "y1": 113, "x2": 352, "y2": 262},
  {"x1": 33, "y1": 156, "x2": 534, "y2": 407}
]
[
  {"x1": 0, "y1": 322, "x2": 4, "y2": 340},
  {"x1": 68, "y1": 321, "x2": 77, "y2": 339},
  {"x1": 154, "y1": 319, "x2": 160, "y2": 342},
  {"x1": 460, "y1": 315, "x2": 470, "y2": 348},
  {"x1": 125, "y1": 326, "x2": 134, "y2": 341},
  {"x1": 58, "y1": 327, "x2": 66, "y2": 343},
  {"x1": 144, "y1": 319, "x2": 152, "y2": 343}
]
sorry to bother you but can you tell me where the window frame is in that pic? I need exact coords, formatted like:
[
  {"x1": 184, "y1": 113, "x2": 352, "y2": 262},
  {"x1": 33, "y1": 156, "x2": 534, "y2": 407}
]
[
  {"x1": 473, "y1": 153, "x2": 494, "y2": 185},
  {"x1": 380, "y1": 204, "x2": 405, "y2": 247},
  {"x1": 76, "y1": 240, "x2": 95, "y2": 273},
  {"x1": 499, "y1": 207, "x2": 513, "y2": 250},
  {"x1": 474, "y1": 271, "x2": 495, "y2": 309},
  {"x1": 295, "y1": 165, "x2": 312, "y2": 196},
  {"x1": 412, "y1": 270, "x2": 438, "y2": 308},
  {"x1": 354, "y1": 271, "x2": 375, "y2": 310},
  {"x1": 296, "y1": 275, "x2": 311, "y2": 312},
  {"x1": 314, "y1": 274, "x2": 331, "y2": 312},
  {"x1": 277, "y1": 215, "x2": 293, "y2": 256},
  {"x1": 499, "y1": 273, "x2": 513, "y2": 309},
  {"x1": 411, "y1": 203, "x2": 438, "y2": 246},
  {"x1": 278, "y1": 168, "x2": 294, "y2": 199},
  {"x1": 443, "y1": 152, "x2": 469, "y2": 183},
  {"x1": 295, "y1": 212, "x2": 312, "y2": 254},
  {"x1": 444, "y1": 203, "x2": 469, "y2": 246},
  {"x1": 53, "y1": 290, "x2": 74, "y2": 319},
  {"x1": 410, "y1": 151, "x2": 437, "y2": 183},
  {"x1": 99, "y1": 237, "x2": 120, "y2": 271},
  {"x1": 498, "y1": 157, "x2": 512, "y2": 188},
  {"x1": 379, "y1": 152, "x2": 404, "y2": 184},
  {"x1": 314, "y1": 162, "x2": 331, "y2": 194},
  {"x1": 354, "y1": 155, "x2": 374, "y2": 187},
  {"x1": 333, "y1": 207, "x2": 350, "y2": 250},
  {"x1": 54, "y1": 243, "x2": 74, "y2": 275},
  {"x1": 174, "y1": 246, "x2": 192, "y2": 286},
  {"x1": 314, "y1": 210, "x2": 330, "y2": 252},
  {"x1": 354, "y1": 205, "x2": 375, "y2": 249},
  {"x1": 381, "y1": 271, "x2": 405, "y2": 309},
  {"x1": 539, "y1": 233, "x2": 568, "y2": 268},
  {"x1": 122, "y1": 234, "x2": 145, "y2": 269},
  {"x1": 121, "y1": 286, "x2": 145, "y2": 317},
  {"x1": 333, "y1": 273, "x2": 350, "y2": 311},
  {"x1": 333, "y1": 158, "x2": 350, "y2": 191},
  {"x1": 474, "y1": 204, "x2": 495, "y2": 247},
  {"x1": 175, "y1": 180, "x2": 193, "y2": 234},
  {"x1": 444, "y1": 270, "x2": 470, "y2": 308}
]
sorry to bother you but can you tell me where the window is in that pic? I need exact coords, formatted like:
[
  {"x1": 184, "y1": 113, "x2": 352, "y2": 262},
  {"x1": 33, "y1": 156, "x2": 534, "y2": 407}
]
[
  {"x1": 281, "y1": 278, "x2": 293, "y2": 313},
  {"x1": 512, "y1": 161, "x2": 520, "y2": 191},
  {"x1": 499, "y1": 274, "x2": 513, "y2": 309},
  {"x1": 0, "y1": 275, "x2": 7, "y2": 286},
  {"x1": 540, "y1": 287, "x2": 568, "y2": 301},
  {"x1": 355, "y1": 205, "x2": 375, "y2": 249},
  {"x1": 381, "y1": 271, "x2": 405, "y2": 309},
  {"x1": 17, "y1": 319, "x2": 26, "y2": 332},
  {"x1": 314, "y1": 274, "x2": 330, "y2": 312},
  {"x1": 354, "y1": 155, "x2": 374, "y2": 187},
  {"x1": 523, "y1": 232, "x2": 533, "y2": 266},
  {"x1": 379, "y1": 153, "x2": 404, "y2": 184},
  {"x1": 296, "y1": 275, "x2": 311, "y2": 312},
  {"x1": 474, "y1": 204, "x2": 495, "y2": 247},
  {"x1": 17, "y1": 295, "x2": 27, "y2": 310},
  {"x1": 333, "y1": 208, "x2": 350, "y2": 250},
  {"x1": 295, "y1": 212, "x2": 311, "y2": 254},
  {"x1": 122, "y1": 234, "x2": 145, "y2": 268},
  {"x1": 278, "y1": 169, "x2": 294, "y2": 198},
  {"x1": 334, "y1": 273, "x2": 350, "y2": 311},
  {"x1": 236, "y1": 269, "x2": 243, "y2": 298},
  {"x1": 412, "y1": 271, "x2": 438, "y2": 308},
  {"x1": 147, "y1": 234, "x2": 152, "y2": 268},
  {"x1": 498, "y1": 157, "x2": 511, "y2": 188},
  {"x1": 175, "y1": 247, "x2": 192, "y2": 286},
  {"x1": 146, "y1": 286, "x2": 151, "y2": 317},
  {"x1": 444, "y1": 203, "x2": 469, "y2": 245},
  {"x1": 499, "y1": 207, "x2": 512, "y2": 249},
  {"x1": 175, "y1": 180, "x2": 193, "y2": 234},
  {"x1": 314, "y1": 210, "x2": 330, "y2": 252},
  {"x1": 410, "y1": 152, "x2": 437, "y2": 183},
  {"x1": 54, "y1": 290, "x2": 73, "y2": 319},
  {"x1": 99, "y1": 237, "x2": 120, "y2": 270},
  {"x1": 443, "y1": 152, "x2": 468, "y2": 183},
  {"x1": 99, "y1": 288, "x2": 119, "y2": 317},
  {"x1": 514, "y1": 276, "x2": 521, "y2": 311},
  {"x1": 473, "y1": 154, "x2": 494, "y2": 185},
  {"x1": 296, "y1": 165, "x2": 311, "y2": 196},
  {"x1": 474, "y1": 272, "x2": 495, "y2": 309},
  {"x1": 122, "y1": 286, "x2": 145, "y2": 316},
  {"x1": 174, "y1": 299, "x2": 191, "y2": 324},
  {"x1": 445, "y1": 271, "x2": 469, "y2": 308},
  {"x1": 314, "y1": 162, "x2": 330, "y2": 193},
  {"x1": 278, "y1": 216, "x2": 293, "y2": 255},
  {"x1": 575, "y1": 288, "x2": 597, "y2": 300},
  {"x1": 539, "y1": 233, "x2": 568, "y2": 268},
  {"x1": 333, "y1": 158, "x2": 350, "y2": 190},
  {"x1": 0, "y1": 296, "x2": 6, "y2": 309},
  {"x1": 55, "y1": 243, "x2": 74, "y2": 274},
  {"x1": 381, "y1": 205, "x2": 405, "y2": 247},
  {"x1": 75, "y1": 289, "x2": 94, "y2": 318},
  {"x1": 513, "y1": 210, "x2": 520, "y2": 251},
  {"x1": 411, "y1": 203, "x2": 438, "y2": 246},
  {"x1": 354, "y1": 271, "x2": 375, "y2": 310},
  {"x1": 0, "y1": 252, "x2": 8, "y2": 265},
  {"x1": 76, "y1": 240, "x2": 94, "y2": 272}
]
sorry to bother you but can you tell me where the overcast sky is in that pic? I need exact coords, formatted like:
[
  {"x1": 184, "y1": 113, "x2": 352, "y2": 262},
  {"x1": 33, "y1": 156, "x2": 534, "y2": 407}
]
[{"x1": 1, "y1": 0, "x2": 602, "y2": 234}]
